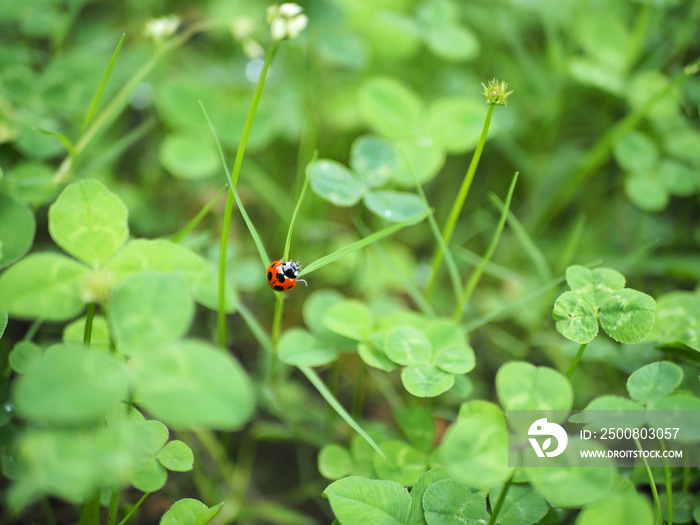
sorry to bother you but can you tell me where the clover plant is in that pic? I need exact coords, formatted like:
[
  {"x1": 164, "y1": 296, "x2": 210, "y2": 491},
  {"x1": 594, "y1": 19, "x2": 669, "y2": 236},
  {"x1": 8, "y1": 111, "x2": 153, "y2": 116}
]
[{"x1": 1, "y1": 0, "x2": 699, "y2": 524}]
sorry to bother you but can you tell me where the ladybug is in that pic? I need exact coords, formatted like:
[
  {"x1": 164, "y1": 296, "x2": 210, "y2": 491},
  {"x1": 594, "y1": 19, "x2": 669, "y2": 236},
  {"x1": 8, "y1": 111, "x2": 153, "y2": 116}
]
[{"x1": 266, "y1": 259, "x2": 307, "y2": 292}]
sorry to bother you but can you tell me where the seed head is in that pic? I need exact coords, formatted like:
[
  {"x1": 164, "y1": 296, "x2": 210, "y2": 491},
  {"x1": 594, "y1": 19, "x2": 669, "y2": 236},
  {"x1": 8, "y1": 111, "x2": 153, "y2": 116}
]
[{"x1": 481, "y1": 78, "x2": 513, "y2": 106}]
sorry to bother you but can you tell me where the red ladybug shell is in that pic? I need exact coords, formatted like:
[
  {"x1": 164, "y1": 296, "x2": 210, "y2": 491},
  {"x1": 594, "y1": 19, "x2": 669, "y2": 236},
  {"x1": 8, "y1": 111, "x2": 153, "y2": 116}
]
[{"x1": 266, "y1": 259, "x2": 306, "y2": 292}]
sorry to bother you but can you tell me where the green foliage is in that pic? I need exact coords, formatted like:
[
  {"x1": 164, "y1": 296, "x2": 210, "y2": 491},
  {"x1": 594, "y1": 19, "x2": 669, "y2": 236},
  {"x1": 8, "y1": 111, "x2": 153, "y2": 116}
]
[
  {"x1": 15, "y1": 344, "x2": 128, "y2": 426},
  {"x1": 524, "y1": 439, "x2": 617, "y2": 507},
  {"x1": 278, "y1": 327, "x2": 339, "y2": 366},
  {"x1": 48, "y1": 179, "x2": 129, "y2": 267},
  {"x1": 0, "y1": 253, "x2": 88, "y2": 320},
  {"x1": 575, "y1": 491, "x2": 654, "y2": 525},
  {"x1": 130, "y1": 340, "x2": 255, "y2": 430},
  {"x1": 626, "y1": 361, "x2": 683, "y2": 404},
  {"x1": 0, "y1": 194, "x2": 35, "y2": 270},
  {"x1": 1, "y1": 0, "x2": 699, "y2": 522},
  {"x1": 129, "y1": 420, "x2": 194, "y2": 492},
  {"x1": 160, "y1": 499, "x2": 223, "y2": 525},
  {"x1": 358, "y1": 77, "x2": 423, "y2": 139},
  {"x1": 383, "y1": 320, "x2": 475, "y2": 397},
  {"x1": 553, "y1": 265, "x2": 656, "y2": 344},
  {"x1": 489, "y1": 482, "x2": 549, "y2": 525},
  {"x1": 439, "y1": 401, "x2": 512, "y2": 489},
  {"x1": 108, "y1": 272, "x2": 194, "y2": 355},
  {"x1": 324, "y1": 476, "x2": 411, "y2": 525},
  {"x1": 309, "y1": 136, "x2": 429, "y2": 223},
  {"x1": 422, "y1": 479, "x2": 489, "y2": 525}
]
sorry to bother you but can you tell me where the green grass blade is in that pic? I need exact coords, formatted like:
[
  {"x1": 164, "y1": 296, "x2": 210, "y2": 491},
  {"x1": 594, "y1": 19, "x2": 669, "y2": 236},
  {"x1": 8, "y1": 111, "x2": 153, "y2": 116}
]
[
  {"x1": 398, "y1": 145, "x2": 463, "y2": 302},
  {"x1": 454, "y1": 172, "x2": 519, "y2": 321},
  {"x1": 462, "y1": 258, "x2": 602, "y2": 332},
  {"x1": 463, "y1": 275, "x2": 566, "y2": 332},
  {"x1": 283, "y1": 152, "x2": 317, "y2": 261},
  {"x1": 199, "y1": 101, "x2": 270, "y2": 267},
  {"x1": 53, "y1": 23, "x2": 208, "y2": 185},
  {"x1": 356, "y1": 219, "x2": 436, "y2": 318},
  {"x1": 453, "y1": 246, "x2": 521, "y2": 282},
  {"x1": 171, "y1": 184, "x2": 228, "y2": 244},
  {"x1": 79, "y1": 116, "x2": 157, "y2": 175},
  {"x1": 299, "y1": 211, "x2": 429, "y2": 276},
  {"x1": 427, "y1": 103, "x2": 496, "y2": 297},
  {"x1": 82, "y1": 34, "x2": 125, "y2": 134},
  {"x1": 234, "y1": 297, "x2": 274, "y2": 355},
  {"x1": 555, "y1": 213, "x2": 586, "y2": 274},
  {"x1": 298, "y1": 366, "x2": 385, "y2": 458},
  {"x1": 490, "y1": 193, "x2": 551, "y2": 281},
  {"x1": 532, "y1": 56, "x2": 700, "y2": 230},
  {"x1": 36, "y1": 129, "x2": 76, "y2": 157}
]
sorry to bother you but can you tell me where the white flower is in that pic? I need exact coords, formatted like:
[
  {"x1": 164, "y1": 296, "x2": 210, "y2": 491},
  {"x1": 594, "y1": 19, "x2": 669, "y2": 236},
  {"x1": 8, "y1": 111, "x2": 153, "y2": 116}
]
[
  {"x1": 266, "y1": 3, "x2": 308, "y2": 41},
  {"x1": 144, "y1": 15, "x2": 180, "y2": 42},
  {"x1": 230, "y1": 17, "x2": 265, "y2": 59}
]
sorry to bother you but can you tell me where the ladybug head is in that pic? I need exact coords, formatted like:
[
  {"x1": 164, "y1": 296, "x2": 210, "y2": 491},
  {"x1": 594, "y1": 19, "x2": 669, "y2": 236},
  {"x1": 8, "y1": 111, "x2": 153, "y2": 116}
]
[{"x1": 281, "y1": 260, "x2": 301, "y2": 279}]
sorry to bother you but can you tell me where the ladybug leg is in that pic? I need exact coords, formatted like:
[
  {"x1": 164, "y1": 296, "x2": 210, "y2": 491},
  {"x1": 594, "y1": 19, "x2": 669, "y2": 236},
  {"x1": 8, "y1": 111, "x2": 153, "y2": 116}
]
[{"x1": 296, "y1": 278, "x2": 308, "y2": 287}]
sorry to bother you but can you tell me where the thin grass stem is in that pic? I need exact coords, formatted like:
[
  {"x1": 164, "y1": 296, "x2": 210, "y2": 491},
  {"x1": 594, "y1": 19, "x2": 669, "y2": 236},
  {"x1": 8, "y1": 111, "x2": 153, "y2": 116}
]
[
  {"x1": 83, "y1": 303, "x2": 96, "y2": 345},
  {"x1": 635, "y1": 437, "x2": 662, "y2": 525},
  {"x1": 453, "y1": 172, "x2": 519, "y2": 321},
  {"x1": 171, "y1": 184, "x2": 228, "y2": 244},
  {"x1": 487, "y1": 472, "x2": 515, "y2": 525},
  {"x1": 298, "y1": 366, "x2": 385, "y2": 458},
  {"x1": 566, "y1": 343, "x2": 588, "y2": 378},
  {"x1": 116, "y1": 493, "x2": 150, "y2": 525},
  {"x1": 213, "y1": 42, "x2": 278, "y2": 347},
  {"x1": 427, "y1": 103, "x2": 495, "y2": 298}
]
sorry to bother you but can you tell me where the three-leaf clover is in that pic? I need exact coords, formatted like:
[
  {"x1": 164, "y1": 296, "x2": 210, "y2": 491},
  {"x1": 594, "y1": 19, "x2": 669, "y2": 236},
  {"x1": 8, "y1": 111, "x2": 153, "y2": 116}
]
[
  {"x1": 552, "y1": 265, "x2": 656, "y2": 344},
  {"x1": 0, "y1": 179, "x2": 207, "y2": 322}
]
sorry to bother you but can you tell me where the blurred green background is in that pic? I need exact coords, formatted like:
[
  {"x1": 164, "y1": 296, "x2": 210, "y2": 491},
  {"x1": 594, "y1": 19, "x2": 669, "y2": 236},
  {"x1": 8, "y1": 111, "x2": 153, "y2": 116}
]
[{"x1": 1, "y1": 0, "x2": 699, "y2": 522}]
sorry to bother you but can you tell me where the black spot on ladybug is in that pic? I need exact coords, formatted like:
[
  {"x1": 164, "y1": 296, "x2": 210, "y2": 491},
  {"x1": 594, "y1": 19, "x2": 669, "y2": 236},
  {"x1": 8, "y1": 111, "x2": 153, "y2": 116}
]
[
  {"x1": 274, "y1": 285, "x2": 284, "y2": 291},
  {"x1": 267, "y1": 271, "x2": 273, "y2": 282},
  {"x1": 277, "y1": 272, "x2": 285, "y2": 282}
]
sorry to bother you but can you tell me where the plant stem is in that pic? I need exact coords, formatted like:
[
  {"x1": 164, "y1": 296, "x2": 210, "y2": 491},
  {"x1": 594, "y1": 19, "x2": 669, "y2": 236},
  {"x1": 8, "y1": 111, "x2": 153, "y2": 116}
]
[
  {"x1": 566, "y1": 343, "x2": 588, "y2": 378},
  {"x1": 661, "y1": 439, "x2": 673, "y2": 525},
  {"x1": 532, "y1": 56, "x2": 700, "y2": 230},
  {"x1": 107, "y1": 486, "x2": 120, "y2": 525},
  {"x1": 427, "y1": 103, "x2": 495, "y2": 298},
  {"x1": 298, "y1": 366, "x2": 385, "y2": 458},
  {"x1": 264, "y1": 293, "x2": 285, "y2": 389},
  {"x1": 636, "y1": 437, "x2": 662, "y2": 525},
  {"x1": 79, "y1": 492, "x2": 100, "y2": 525},
  {"x1": 283, "y1": 154, "x2": 314, "y2": 260},
  {"x1": 52, "y1": 22, "x2": 209, "y2": 186},
  {"x1": 351, "y1": 364, "x2": 366, "y2": 421},
  {"x1": 23, "y1": 318, "x2": 43, "y2": 342},
  {"x1": 217, "y1": 191, "x2": 236, "y2": 349},
  {"x1": 171, "y1": 184, "x2": 228, "y2": 243},
  {"x1": 488, "y1": 472, "x2": 514, "y2": 525},
  {"x1": 42, "y1": 498, "x2": 56, "y2": 525},
  {"x1": 452, "y1": 172, "x2": 519, "y2": 321},
  {"x1": 83, "y1": 302, "x2": 96, "y2": 345},
  {"x1": 217, "y1": 40, "x2": 279, "y2": 348},
  {"x1": 116, "y1": 493, "x2": 150, "y2": 525},
  {"x1": 399, "y1": 145, "x2": 463, "y2": 303}
]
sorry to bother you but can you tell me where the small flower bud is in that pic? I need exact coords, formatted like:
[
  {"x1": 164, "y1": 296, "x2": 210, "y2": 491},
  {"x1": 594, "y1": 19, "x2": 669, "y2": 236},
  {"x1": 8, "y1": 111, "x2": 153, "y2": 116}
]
[
  {"x1": 81, "y1": 269, "x2": 115, "y2": 304},
  {"x1": 266, "y1": 3, "x2": 308, "y2": 41},
  {"x1": 144, "y1": 15, "x2": 180, "y2": 43},
  {"x1": 481, "y1": 78, "x2": 514, "y2": 106}
]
